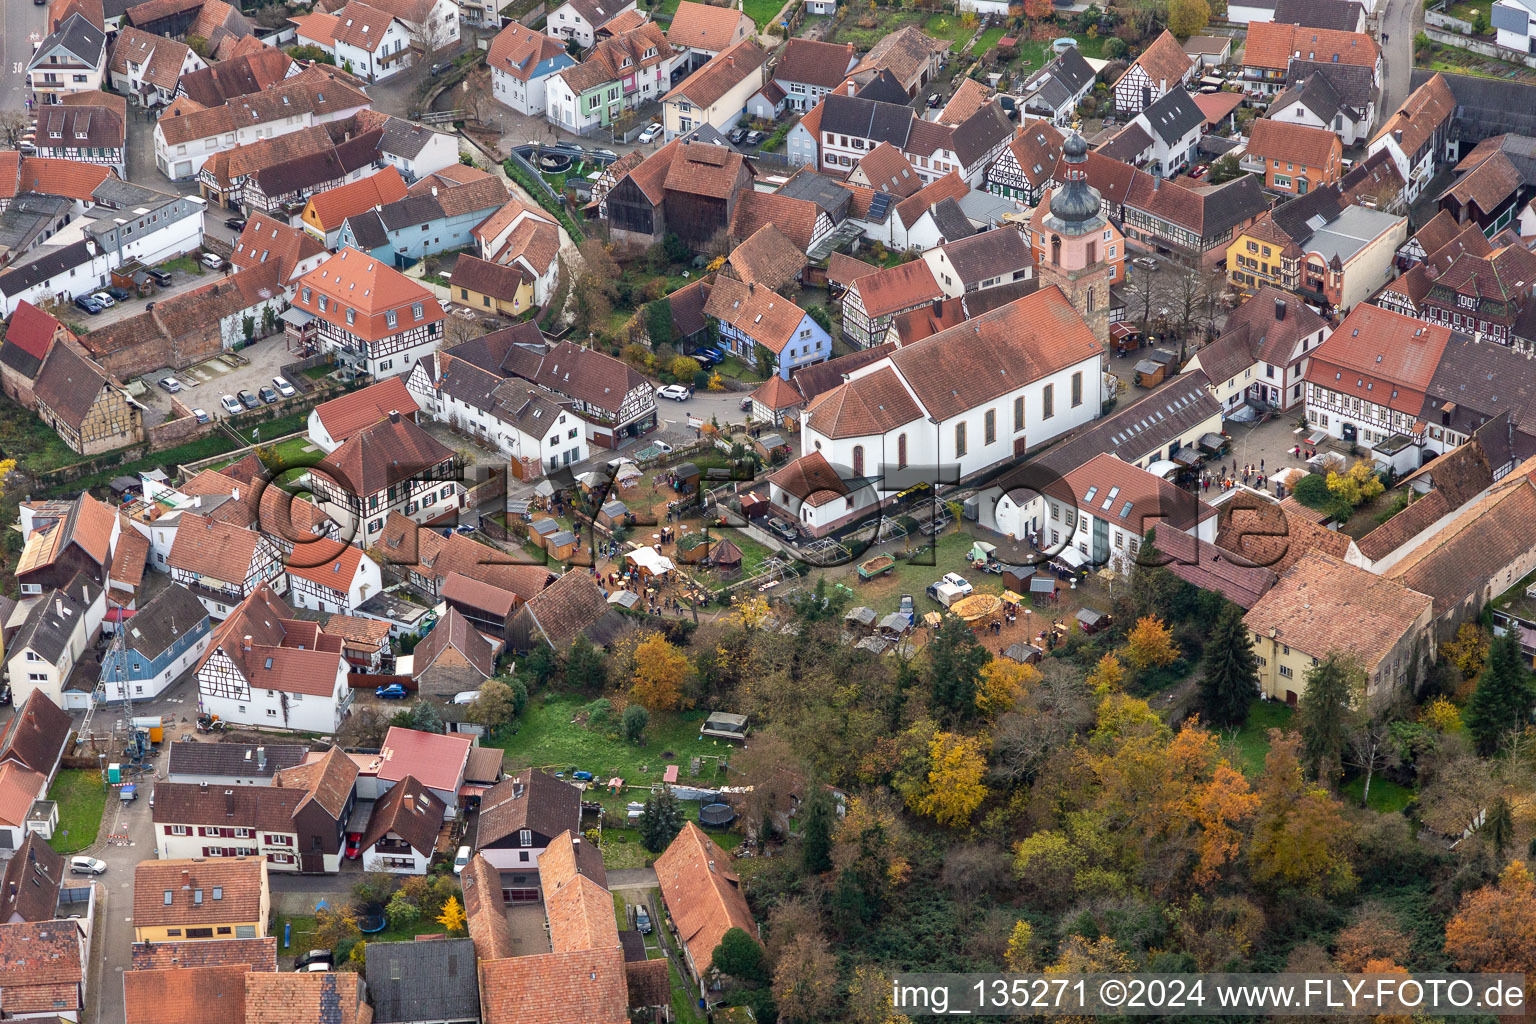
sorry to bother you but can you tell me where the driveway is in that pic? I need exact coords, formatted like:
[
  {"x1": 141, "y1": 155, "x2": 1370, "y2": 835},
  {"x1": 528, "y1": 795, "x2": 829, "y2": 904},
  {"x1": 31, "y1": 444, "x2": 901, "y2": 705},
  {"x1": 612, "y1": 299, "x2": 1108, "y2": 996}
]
[
  {"x1": 74, "y1": 264, "x2": 218, "y2": 331},
  {"x1": 86, "y1": 774, "x2": 157, "y2": 1024}
]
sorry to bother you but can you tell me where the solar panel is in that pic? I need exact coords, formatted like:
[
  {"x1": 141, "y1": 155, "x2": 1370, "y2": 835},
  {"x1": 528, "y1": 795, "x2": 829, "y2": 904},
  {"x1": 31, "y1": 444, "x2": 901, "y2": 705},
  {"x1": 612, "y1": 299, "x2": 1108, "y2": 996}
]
[{"x1": 867, "y1": 192, "x2": 893, "y2": 221}]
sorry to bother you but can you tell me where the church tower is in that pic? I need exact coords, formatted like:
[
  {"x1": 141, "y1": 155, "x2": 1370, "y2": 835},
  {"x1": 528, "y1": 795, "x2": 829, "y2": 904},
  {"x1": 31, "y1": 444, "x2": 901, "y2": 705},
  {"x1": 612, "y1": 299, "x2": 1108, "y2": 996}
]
[{"x1": 1029, "y1": 127, "x2": 1122, "y2": 345}]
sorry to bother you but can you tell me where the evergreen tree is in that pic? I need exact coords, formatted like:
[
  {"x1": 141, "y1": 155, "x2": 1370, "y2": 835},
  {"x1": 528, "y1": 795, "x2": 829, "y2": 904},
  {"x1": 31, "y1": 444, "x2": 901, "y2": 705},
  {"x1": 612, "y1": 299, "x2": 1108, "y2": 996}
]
[
  {"x1": 1198, "y1": 603, "x2": 1260, "y2": 727},
  {"x1": 1465, "y1": 630, "x2": 1536, "y2": 755},
  {"x1": 928, "y1": 614, "x2": 991, "y2": 723},
  {"x1": 638, "y1": 788, "x2": 684, "y2": 852},
  {"x1": 564, "y1": 635, "x2": 609, "y2": 691},
  {"x1": 1487, "y1": 796, "x2": 1514, "y2": 860},
  {"x1": 1126, "y1": 528, "x2": 1183, "y2": 619},
  {"x1": 800, "y1": 784, "x2": 834, "y2": 874},
  {"x1": 1294, "y1": 655, "x2": 1363, "y2": 785},
  {"x1": 712, "y1": 927, "x2": 769, "y2": 985}
]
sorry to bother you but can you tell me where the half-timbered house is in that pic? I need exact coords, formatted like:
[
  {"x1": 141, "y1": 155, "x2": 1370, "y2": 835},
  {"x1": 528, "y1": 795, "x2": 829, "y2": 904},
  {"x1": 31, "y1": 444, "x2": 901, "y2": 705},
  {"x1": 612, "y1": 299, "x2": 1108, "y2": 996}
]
[
  {"x1": 1113, "y1": 31, "x2": 1196, "y2": 116},
  {"x1": 284, "y1": 537, "x2": 383, "y2": 615},
  {"x1": 310, "y1": 411, "x2": 462, "y2": 545},
  {"x1": 986, "y1": 120, "x2": 1065, "y2": 206},
  {"x1": 167, "y1": 514, "x2": 284, "y2": 620},
  {"x1": 32, "y1": 342, "x2": 143, "y2": 456},
  {"x1": 289, "y1": 247, "x2": 445, "y2": 380},
  {"x1": 196, "y1": 586, "x2": 353, "y2": 734},
  {"x1": 374, "y1": 512, "x2": 553, "y2": 601}
]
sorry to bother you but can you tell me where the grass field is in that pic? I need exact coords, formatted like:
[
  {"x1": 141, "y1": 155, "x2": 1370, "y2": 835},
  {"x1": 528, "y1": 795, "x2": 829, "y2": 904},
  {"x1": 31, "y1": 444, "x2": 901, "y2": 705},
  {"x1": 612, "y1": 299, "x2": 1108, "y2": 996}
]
[
  {"x1": 1225, "y1": 698, "x2": 1294, "y2": 777},
  {"x1": 973, "y1": 26, "x2": 1006, "y2": 54},
  {"x1": 922, "y1": 11, "x2": 978, "y2": 46},
  {"x1": 1341, "y1": 775, "x2": 1414, "y2": 814},
  {"x1": 48, "y1": 770, "x2": 107, "y2": 856},
  {"x1": 485, "y1": 693, "x2": 732, "y2": 796},
  {"x1": 830, "y1": 9, "x2": 925, "y2": 48},
  {"x1": 836, "y1": 529, "x2": 975, "y2": 615},
  {"x1": 743, "y1": 0, "x2": 784, "y2": 29}
]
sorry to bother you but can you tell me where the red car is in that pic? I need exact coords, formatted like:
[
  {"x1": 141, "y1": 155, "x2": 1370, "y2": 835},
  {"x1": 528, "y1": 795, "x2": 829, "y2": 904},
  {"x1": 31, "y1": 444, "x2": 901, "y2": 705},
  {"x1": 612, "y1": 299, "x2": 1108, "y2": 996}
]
[{"x1": 345, "y1": 834, "x2": 361, "y2": 859}]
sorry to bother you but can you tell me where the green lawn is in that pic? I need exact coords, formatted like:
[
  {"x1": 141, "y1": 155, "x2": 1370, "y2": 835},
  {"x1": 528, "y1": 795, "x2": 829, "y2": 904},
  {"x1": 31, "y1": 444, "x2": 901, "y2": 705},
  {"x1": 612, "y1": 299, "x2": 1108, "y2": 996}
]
[
  {"x1": 743, "y1": 0, "x2": 784, "y2": 30},
  {"x1": 262, "y1": 435, "x2": 326, "y2": 470},
  {"x1": 48, "y1": 770, "x2": 108, "y2": 856},
  {"x1": 1007, "y1": 33, "x2": 1106, "y2": 75},
  {"x1": 830, "y1": 9, "x2": 925, "y2": 48},
  {"x1": 0, "y1": 401, "x2": 85, "y2": 475},
  {"x1": 922, "y1": 12, "x2": 977, "y2": 47},
  {"x1": 1446, "y1": 0, "x2": 1490, "y2": 21},
  {"x1": 1340, "y1": 776, "x2": 1414, "y2": 814},
  {"x1": 234, "y1": 410, "x2": 313, "y2": 447},
  {"x1": 484, "y1": 693, "x2": 733, "y2": 797},
  {"x1": 1226, "y1": 699, "x2": 1294, "y2": 777},
  {"x1": 973, "y1": 26, "x2": 1005, "y2": 54},
  {"x1": 157, "y1": 255, "x2": 206, "y2": 276},
  {"x1": 273, "y1": 913, "x2": 318, "y2": 954},
  {"x1": 653, "y1": 0, "x2": 683, "y2": 16}
]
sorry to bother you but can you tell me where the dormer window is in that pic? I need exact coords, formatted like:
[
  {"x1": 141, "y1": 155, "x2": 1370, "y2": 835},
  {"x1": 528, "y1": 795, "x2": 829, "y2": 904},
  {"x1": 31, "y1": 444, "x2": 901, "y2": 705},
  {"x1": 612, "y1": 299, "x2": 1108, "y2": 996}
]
[
  {"x1": 346, "y1": 308, "x2": 356, "y2": 325},
  {"x1": 385, "y1": 309, "x2": 398, "y2": 327},
  {"x1": 412, "y1": 302, "x2": 423, "y2": 320}
]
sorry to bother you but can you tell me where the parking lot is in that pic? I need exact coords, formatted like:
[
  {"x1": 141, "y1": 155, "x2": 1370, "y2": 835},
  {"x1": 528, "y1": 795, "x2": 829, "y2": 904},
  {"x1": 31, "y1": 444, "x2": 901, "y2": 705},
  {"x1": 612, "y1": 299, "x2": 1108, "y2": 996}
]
[
  {"x1": 71, "y1": 257, "x2": 225, "y2": 329},
  {"x1": 132, "y1": 334, "x2": 307, "y2": 427}
]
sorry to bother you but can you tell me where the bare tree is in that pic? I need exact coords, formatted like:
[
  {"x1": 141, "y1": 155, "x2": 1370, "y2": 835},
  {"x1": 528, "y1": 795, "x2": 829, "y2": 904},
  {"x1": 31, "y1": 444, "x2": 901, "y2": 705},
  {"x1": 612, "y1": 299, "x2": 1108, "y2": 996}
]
[
  {"x1": 1161, "y1": 252, "x2": 1223, "y2": 361},
  {"x1": 400, "y1": 0, "x2": 456, "y2": 78},
  {"x1": 0, "y1": 111, "x2": 31, "y2": 148},
  {"x1": 1118, "y1": 258, "x2": 1161, "y2": 338},
  {"x1": 1344, "y1": 703, "x2": 1403, "y2": 809},
  {"x1": 462, "y1": 69, "x2": 496, "y2": 125}
]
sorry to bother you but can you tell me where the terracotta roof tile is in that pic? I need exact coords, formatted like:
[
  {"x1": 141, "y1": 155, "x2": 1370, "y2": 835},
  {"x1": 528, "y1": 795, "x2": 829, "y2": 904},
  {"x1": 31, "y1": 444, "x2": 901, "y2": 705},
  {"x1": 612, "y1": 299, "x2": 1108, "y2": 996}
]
[
  {"x1": 0, "y1": 920, "x2": 84, "y2": 1005},
  {"x1": 0, "y1": 835, "x2": 63, "y2": 925},
  {"x1": 725, "y1": 223, "x2": 805, "y2": 291},
  {"x1": 244, "y1": 971, "x2": 369, "y2": 1024},
  {"x1": 1247, "y1": 118, "x2": 1340, "y2": 171},
  {"x1": 311, "y1": 377, "x2": 420, "y2": 444},
  {"x1": 360, "y1": 774, "x2": 445, "y2": 855},
  {"x1": 727, "y1": 189, "x2": 817, "y2": 250},
  {"x1": 0, "y1": 692, "x2": 71, "y2": 777},
  {"x1": 1244, "y1": 551, "x2": 1431, "y2": 672},
  {"x1": 664, "y1": 38, "x2": 768, "y2": 108},
  {"x1": 773, "y1": 37, "x2": 856, "y2": 89},
  {"x1": 894, "y1": 170, "x2": 967, "y2": 229},
  {"x1": 654, "y1": 822, "x2": 757, "y2": 975},
  {"x1": 803, "y1": 364, "x2": 921, "y2": 438},
  {"x1": 667, "y1": 0, "x2": 752, "y2": 52},
  {"x1": 850, "y1": 259, "x2": 942, "y2": 318},
  {"x1": 1243, "y1": 21, "x2": 1378, "y2": 72},
  {"x1": 132, "y1": 858, "x2": 266, "y2": 929},
  {"x1": 414, "y1": 606, "x2": 496, "y2": 681},
  {"x1": 511, "y1": 569, "x2": 624, "y2": 650},
  {"x1": 131, "y1": 937, "x2": 278, "y2": 972},
  {"x1": 1214, "y1": 490, "x2": 1354, "y2": 574},
  {"x1": 377, "y1": 727, "x2": 472, "y2": 793},
  {"x1": 302, "y1": 167, "x2": 409, "y2": 231},
  {"x1": 462, "y1": 854, "x2": 514, "y2": 961},
  {"x1": 1120, "y1": 30, "x2": 1195, "y2": 89},
  {"x1": 124, "y1": 965, "x2": 252, "y2": 1024}
]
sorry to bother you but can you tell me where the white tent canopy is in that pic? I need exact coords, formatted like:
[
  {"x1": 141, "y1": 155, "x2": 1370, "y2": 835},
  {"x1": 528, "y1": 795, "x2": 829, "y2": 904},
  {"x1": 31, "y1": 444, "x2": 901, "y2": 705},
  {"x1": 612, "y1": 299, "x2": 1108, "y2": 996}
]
[{"x1": 626, "y1": 546, "x2": 675, "y2": 576}]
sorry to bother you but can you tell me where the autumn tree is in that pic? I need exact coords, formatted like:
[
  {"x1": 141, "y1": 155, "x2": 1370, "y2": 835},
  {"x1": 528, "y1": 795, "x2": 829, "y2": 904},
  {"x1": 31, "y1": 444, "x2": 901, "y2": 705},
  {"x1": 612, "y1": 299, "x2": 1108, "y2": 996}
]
[
  {"x1": 1125, "y1": 615, "x2": 1178, "y2": 672},
  {"x1": 1421, "y1": 696, "x2": 1461, "y2": 733},
  {"x1": 1249, "y1": 731, "x2": 1357, "y2": 897},
  {"x1": 1326, "y1": 459, "x2": 1386, "y2": 509},
  {"x1": 927, "y1": 614, "x2": 992, "y2": 723},
  {"x1": 731, "y1": 595, "x2": 772, "y2": 631},
  {"x1": 1005, "y1": 921, "x2": 1035, "y2": 972},
  {"x1": 976, "y1": 659, "x2": 1040, "y2": 718},
  {"x1": 630, "y1": 633, "x2": 690, "y2": 712},
  {"x1": 670, "y1": 355, "x2": 702, "y2": 380},
  {"x1": 1022, "y1": 0, "x2": 1053, "y2": 19},
  {"x1": 904, "y1": 731, "x2": 987, "y2": 828},
  {"x1": 571, "y1": 240, "x2": 621, "y2": 338},
  {"x1": 1167, "y1": 0, "x2": 1211, "y2": 36},
  {"x1": 845, "y1": 964, "x2": 912, "y2": 1024},
  {"x1": 1199, "y1": 603, "x2": 1259, "y2": 726},
  {"x1": 1333, "y1": 904, "x2": 1410, "y2": 971},
  {"x1": 437, "y1": 896, "x2": 466, "y2": 934},
  {"x1": 1345, "y1": 696, "x2": 1404, "y2": 809},
  {"x1": 772, "y1": 932, "x2": 840, "y2": 1023},
  {"x1": 314, "y1": 906, "x2": 362, "y2": 950},
  {"x1": 1295, "y1": 654, "x2": 1364, "y2": 785},
  {"x1": 1440, "y1": 623, "x2": 1490, "y2": 681},
  {"x1": 1445, "y1": 860, "x2": 1536, "y2": 979},
  {"x1": 466, "y1": 679, "x2": 517, "y2": 733},
  {"x1": 1464, "y1": 629, "x2": 1536, "y2": 755}
]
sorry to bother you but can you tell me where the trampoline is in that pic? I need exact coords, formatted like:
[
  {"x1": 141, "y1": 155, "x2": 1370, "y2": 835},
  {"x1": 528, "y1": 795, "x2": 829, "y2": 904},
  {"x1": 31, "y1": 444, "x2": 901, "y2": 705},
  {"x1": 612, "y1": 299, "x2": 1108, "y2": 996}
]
[
  {"x1": 359, "y1": 904, "x2": 387, "y2": 934},
  {"x1": 699, "y1": 803, "x2": 736, "y2": 827}
]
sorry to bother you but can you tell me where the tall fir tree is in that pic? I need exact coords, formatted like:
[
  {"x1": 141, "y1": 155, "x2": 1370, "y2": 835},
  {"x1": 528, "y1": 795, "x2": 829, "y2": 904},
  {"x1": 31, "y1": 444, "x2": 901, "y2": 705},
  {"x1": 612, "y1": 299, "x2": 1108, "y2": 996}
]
[
  {"x1": 1198, "y1": 603, "x2": 1260, "y2": 727},
  {"x1": 638, "y1": 788, "x2": 684, "y2": 852},
  {"x1": 800, "y1": 784, "x2": 834, "y2": 874},
  {"x1": 1294, "y1": 655, "x2": 1362, "y2": 786},
  {"x1": 928, "y1": 614, "x2": 991, "y2": 723},
  {"x1": 1465, "y1": 630, "x2": 1536, "y2": 755}
]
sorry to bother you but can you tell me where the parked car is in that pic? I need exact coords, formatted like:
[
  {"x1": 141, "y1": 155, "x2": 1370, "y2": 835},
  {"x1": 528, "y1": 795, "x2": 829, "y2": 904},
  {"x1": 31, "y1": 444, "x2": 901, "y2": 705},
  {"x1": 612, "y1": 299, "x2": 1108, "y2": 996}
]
[
  {"x1": 294, "y1": 950, "x2": 334, "y2": 972},
  {"x1": 345, "y1": 834, "x2": 361, "y2": 859},
  {"x1": 454, "y1": 845, "x2": 472, "y2": 875},
  {"x1": 258, "y1": 385, "x2": 279, "y2": 404},
  {"x1": 158, "y1": 376, "x2": 183, "y2": 393},
  {"x1": 237, "y1": 390, "x2": 260, "y2": 410},
  {"x1": 638, "y1": 122, "x2": 663, "y2": 144},
  {"x1": 898, "y1": 594, "x2": 916, "y2": 625},
  {"x1": 652, "y1": 440, "x2": 673, "y2": 454},
  {"x1": 767, "y1": 517, "x2": 798, "y2": 542},
  {"x1": 634, "y1": 905, "x2": 652, "y2": 934},
  {"x1": 90, "y1": 291, "x2": 115, "y2": 308},
  {"x1": 375, "y1": 683, "x2": 409, "y2": 699},
  {"x1": 219, "y1": 394, "x2": 242, "y2": 415},
  {"x1": 146, "y1": 268, "x2": 173, "y2": 287},
  {"x1": 657, "y1": 384, "x2": 691, "y2": 402},
  {"x1": 272, "y1": 376, "x2": 296, "y2": 398},
  {"x1": 69, "y1": 857, "x2": 107, "y2": 875},
  {"x1": 430, "y1": 61, "x2": 453, "y2": 75},
  {"x1": 692, "y1": 347, "x2": 723, "y2": 366},
  {"x1": 225, "y1": 217, "x2": 246, "y2": 230},
  {"x1": 728, "y1": 127, "x2": 748, "y2": 144},
  {"x1": 941, "y1": 572, "x2": 974, "y2": 596},
  {"x1": 928, "y1": 93, "x2": 942, "y2": 108},
  {"x1": 745, "y1": 130, "x2": 765, "y2": 146},
  {"x1": 0, "y1": 685, "x2": 12, "y2": 706},
  {"x1": 451, "y1": 691, "x2": 481, "y2": 705},
  {"x1": 105, "y1": 286, "x2": 132, "y2": 302},
  {"x1": 1132, "y1": 256, "x2": 1158, "y2": 271},
  {"x1": 739, "y1": 395, "x2": 753, "y2": 411},
  {"x1": 73, "y1": 295, "x2": 104, "y2": 314},
  {"x1": 192, "y1": 408, "x2": 211, "y2": 424},
  {"x1": 200, "y1": 253, "x2": 226, "y2": 271}
]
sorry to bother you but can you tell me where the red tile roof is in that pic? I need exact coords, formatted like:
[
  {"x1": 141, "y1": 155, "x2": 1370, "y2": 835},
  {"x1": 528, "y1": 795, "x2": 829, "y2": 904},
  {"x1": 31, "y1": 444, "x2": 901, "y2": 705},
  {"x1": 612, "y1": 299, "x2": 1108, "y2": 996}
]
[
  {"x1": 378, "y1": 726, "x2": 472, "y2": 793},
  {"x1": 1247, "y1": 117, "x2": 1340, "y2": 171},
  {"x1": 1243, "y1": 21, "x2": 1378, "y2": 72},
  {"x1": 850, "y1": 259, "x2": 942, "y2": 318},
  {"x1": 487, "y1": 22, "x2": 567, "y2": 83},
  {"x1": 663, "y1": 38, "x2": 768, "y2": 108},
  {"x1": 654, "y1": 822, "x2": 758, "y2": 975},
  {"x1": 667, "y1": 0, "x2": 752, "y2": 53},
  {"x1": 1121, "y1": 29, "x2": 1195, "y2": 88},
  {"x1": 301, "y1": 166, "x2": 409, "y2": 231},
  {"x1": 1307, "y1": 303, "x2": 1452, "y2": 417},
  {"x1": 293, "y1": 246, "x2": 443, "y2": 344},
  {"x1": 311, "y1": 376, "x2": 420, "y2": 443},
  {"x1": 124, "y1": 964, "x2": 252, "y2": 1024}
]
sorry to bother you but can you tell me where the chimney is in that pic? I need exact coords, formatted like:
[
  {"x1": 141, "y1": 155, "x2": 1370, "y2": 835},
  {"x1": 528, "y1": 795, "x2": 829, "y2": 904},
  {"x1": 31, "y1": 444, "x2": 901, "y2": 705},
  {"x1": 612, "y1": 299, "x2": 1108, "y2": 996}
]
[
  {"x1": 242, "y1": 635, "x2": 253, "y2": 651},
  {"x1": 257, "y1": 746, "x2": 266, "y2": 770},
  {"x1": 1393, "y1": 129, "x2": 1403, "y2": 144},
  {"x1": 389, "y1": 410, "x2": 401, "y2": 423},
  {"x1": 54, "y1": 598, "x2": 62, "y2": 617},
  {"x1": 181, "y1": 869, "x2": 190, "y2": 885},
  {"x1": 232, "y1": 487, "x2": 239, "y2": 501},
  {"x1": 1274, "y1": 297, "x2": 1286, "y2": 321},
  {"x1": 431, "y1": 186, "x2": 438, "y2": 197}
]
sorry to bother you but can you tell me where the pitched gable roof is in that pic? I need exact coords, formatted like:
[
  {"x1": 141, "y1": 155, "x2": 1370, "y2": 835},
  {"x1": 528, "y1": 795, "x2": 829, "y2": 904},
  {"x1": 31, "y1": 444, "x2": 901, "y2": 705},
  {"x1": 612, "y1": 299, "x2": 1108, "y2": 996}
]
[
  {"x1": 666, "y1": 0, "x2": 752, "y2": 53},
  {"x1": 773, "y1": 37, "x2": 857, "y2": 89},
  {"x1": 414, "y1": 605, "x2": 496, "y2": 680},
  {"x1": 1120, "y1": 29, "x2": 1194, "y2": 89},
  {"x1": 311, "y1": 375, "x2": 420, "y2": 444},
  {"x1": 654, "y1": 822, "x2": 757, "y2": 975},
  {"x1": 725, "y1": 223, "x2": 805, "y2": 291},
  {"x1": 360, "y1": 773, "x2": 445, "y2": 854},
  {"x1": 0, "y1": 692, "x2": 71, "y2": 777},
  {"x1": 512, "y1": 569, "x2": 626, "y2": 650},
  {"x1": 663, "y1": 38, "x2": 767, "y2": 108},
  {"x1": 1248, "y1": 117, "x2": 1340, "y2": 170}
]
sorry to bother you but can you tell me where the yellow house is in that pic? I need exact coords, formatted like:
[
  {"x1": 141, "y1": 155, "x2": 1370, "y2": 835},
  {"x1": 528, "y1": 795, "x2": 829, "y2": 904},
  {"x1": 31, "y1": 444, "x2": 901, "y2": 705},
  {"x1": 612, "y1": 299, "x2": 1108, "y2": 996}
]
[
  {"x1": 132, "y1": 858, "x2": 269, "y2": 943},
  {"x1": 448, "y1": 253, "x2": 535, "y2": 317},
  {"x1": 1243, "y1": 551, "x2": 1436, "y2": 706},
  {"x1": 661, "y1": 38, "x2": 769, "y2": 141}
]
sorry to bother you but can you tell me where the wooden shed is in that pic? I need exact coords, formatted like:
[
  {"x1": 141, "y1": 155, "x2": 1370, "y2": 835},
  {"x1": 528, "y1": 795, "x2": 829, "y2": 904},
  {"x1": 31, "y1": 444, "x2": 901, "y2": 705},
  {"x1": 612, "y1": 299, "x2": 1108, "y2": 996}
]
[
  {"x1": 671, "y1": 462, "x2": 701, "y2": 488},
  {"x1": 597, "y1": 500, "x2": 630, "y2": 529},
  {"x1": 708, "y1": 538, "x2": 742, "y2": 571},
  {"x1": 1000, "y1": 563, "x2": 1036, "y2": 592},
  {"x1": 547, "y1": 529, "x2": 579, "y2": 563},
  {"x1": 528, "y1": 518, "x2": 559, "y2": 550}
]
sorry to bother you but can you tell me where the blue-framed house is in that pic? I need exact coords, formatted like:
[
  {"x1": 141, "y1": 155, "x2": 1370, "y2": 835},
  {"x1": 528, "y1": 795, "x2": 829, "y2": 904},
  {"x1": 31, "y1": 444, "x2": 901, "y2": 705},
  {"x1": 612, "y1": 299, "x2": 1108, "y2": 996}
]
[
  {"x1": 336, "y1": 172, "x2": 510, "y2": 269},
  {"x1": 703, "y1": 275, "x2": 831, "y2": 379},
  {"x1": 100, "y1": 583, "x2": 212, "y2": 702}
]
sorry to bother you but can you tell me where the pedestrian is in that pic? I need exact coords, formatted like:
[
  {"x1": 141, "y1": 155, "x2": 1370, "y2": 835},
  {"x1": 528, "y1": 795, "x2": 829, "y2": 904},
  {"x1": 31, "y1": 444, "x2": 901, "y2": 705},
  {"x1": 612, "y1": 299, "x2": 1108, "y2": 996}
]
[{"x1": 1260, "y1": 458, "x2": 1265, "y2": 473}]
